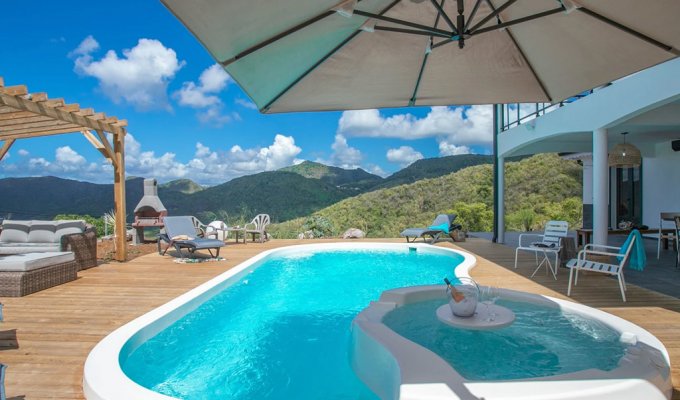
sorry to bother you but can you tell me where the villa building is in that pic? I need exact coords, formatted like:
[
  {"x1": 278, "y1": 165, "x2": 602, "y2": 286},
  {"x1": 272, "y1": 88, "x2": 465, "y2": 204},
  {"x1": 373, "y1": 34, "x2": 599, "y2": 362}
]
[{"x1": 493, "y1": 57, "x2": 680, "y2": 246}]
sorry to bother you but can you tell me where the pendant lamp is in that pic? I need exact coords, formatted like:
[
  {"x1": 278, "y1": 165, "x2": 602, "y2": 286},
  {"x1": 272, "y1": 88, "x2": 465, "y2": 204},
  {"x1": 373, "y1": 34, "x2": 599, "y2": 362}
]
[{"x1": 608, "y1": 132, "x2": 641, "y2": 168}]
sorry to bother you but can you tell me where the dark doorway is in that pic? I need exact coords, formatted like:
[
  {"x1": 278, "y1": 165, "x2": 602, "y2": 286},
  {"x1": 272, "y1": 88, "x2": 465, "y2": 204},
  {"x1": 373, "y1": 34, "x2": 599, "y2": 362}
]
[{"x1": 616, "y1": 166, "x2": 642, "y2": 225}]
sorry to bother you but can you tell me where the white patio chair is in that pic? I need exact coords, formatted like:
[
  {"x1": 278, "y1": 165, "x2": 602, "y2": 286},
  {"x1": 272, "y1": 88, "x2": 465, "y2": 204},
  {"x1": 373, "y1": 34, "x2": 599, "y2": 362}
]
[
  {"x1": 514, "y1": 221, "x2": 569, "y2": 279},
  {"x1": 566, "y1": 232, "x2": 636, "y2": 302},
  {"x1": 245, "y1": 214, "x2": 271, "y2": 243},
  {"x1": 657, "y1": 212, "x2": 680, "y2": 259}
]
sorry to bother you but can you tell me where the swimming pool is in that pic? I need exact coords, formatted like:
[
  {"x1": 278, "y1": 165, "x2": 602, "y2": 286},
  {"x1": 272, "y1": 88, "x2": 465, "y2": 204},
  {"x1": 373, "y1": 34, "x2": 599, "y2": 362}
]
[{"x1": 83, "y1": 243, "x2": 474, "y2": 400}]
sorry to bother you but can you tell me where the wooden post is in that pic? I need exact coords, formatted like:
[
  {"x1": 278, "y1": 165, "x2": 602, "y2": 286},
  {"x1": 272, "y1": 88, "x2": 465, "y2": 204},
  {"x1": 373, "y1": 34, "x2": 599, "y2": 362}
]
[
  {"x1": 0, "y1": 139, "x2": 15, "y2": 161},
  {"x1": 113, "y1": 131, "x2": 127, "y2": 261}
]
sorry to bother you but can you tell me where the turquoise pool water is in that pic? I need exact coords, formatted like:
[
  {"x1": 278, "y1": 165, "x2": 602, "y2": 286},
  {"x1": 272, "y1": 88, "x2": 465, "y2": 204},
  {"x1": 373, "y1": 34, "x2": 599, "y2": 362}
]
[
  {"x1": 383, "y1": 298, "x2": 627, "y2": 381},
  {"x1": 121, "y1": 248, "x2": 464, "y2": 399}
]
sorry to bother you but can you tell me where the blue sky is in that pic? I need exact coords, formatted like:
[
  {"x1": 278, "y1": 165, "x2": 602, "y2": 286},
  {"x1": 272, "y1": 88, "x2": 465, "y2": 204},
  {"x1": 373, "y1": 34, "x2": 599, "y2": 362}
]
[{"x1": 0, "y1": 0, "x2": 493, "y2": 185}]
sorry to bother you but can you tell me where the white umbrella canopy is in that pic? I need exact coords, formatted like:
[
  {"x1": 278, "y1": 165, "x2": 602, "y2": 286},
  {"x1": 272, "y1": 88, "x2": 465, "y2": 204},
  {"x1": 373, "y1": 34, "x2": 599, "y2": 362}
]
[{"x1": 162, "y1": 0, "x2": 680, "y2": 113}]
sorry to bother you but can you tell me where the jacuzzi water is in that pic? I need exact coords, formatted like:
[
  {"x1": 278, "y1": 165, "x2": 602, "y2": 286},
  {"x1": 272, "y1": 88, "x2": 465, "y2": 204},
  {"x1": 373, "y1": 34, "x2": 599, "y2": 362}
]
[
  {"x1": 121, "y1": 248, "x2": 464, "y2": 399},
  {"x1": 382, "y1": 298, "x2": 627, "y2": 381}
]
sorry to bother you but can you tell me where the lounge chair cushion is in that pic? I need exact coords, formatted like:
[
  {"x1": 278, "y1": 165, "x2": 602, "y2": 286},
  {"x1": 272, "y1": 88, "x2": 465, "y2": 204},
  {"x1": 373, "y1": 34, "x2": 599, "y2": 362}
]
[
  {"x1": 54, "y1": 220, "x2": 87, "y2": 242},
  {"x1": 0, "y1": 221, "x2": 31, "y2": 243},
  {"x1": 0, "y1": 252, "x2": 75, "y2": 272},
  {"x1": 27, "y1": 221, "x2": 57, "y2": 243},
  {"x1": 0, "y1": 243, "x2": 62, "y2": 254},
  {"x1": 176, "y1": 238, "x2": 225, "y2": 250}
]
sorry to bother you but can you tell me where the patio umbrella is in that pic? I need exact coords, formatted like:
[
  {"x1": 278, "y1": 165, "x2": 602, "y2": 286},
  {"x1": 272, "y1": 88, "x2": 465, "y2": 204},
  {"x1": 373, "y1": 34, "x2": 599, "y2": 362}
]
[{"x1": 162, "y1": 0, "x2": 680, "y2": 113}]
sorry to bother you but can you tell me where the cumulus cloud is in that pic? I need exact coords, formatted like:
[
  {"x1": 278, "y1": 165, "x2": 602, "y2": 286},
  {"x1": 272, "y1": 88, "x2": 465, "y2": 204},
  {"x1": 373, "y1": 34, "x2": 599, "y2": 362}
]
[
  {"x1": 438, "y1": 141, "x2": 471, "y2": 156},
  {"x1": 17, "y1": 149, "x2": 29, "y2": 156},
  {"x1": 386, "y1": 146, "x2": 424, "y2": 167},
  {"x1": 337, "y1": 105, "x2": 493, "y2": 155},
  {"x1": 322, "y1": 134, "x2": 363, "y2": 169},
  {"x1": 174, "y1": 64, "x2": 237, "y2": 126},
  {"x1": 72, "y1": 36, "x2": 184, "y2": 111}
]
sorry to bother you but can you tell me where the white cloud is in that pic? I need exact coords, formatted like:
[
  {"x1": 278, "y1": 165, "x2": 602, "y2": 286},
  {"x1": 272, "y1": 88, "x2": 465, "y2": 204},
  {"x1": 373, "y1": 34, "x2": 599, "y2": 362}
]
[
  {"x1": 337, "y1": 105, "x2": 493, "y2": 149},
  {"x1": 386, "y1": 146, "x2": 424, "y2": 167},
  {"x1": 235, "y1": 98, "x2": 258, "y2": 110},
  {"x1": 69, "y1": 35, "x2": 99, "y2": 57},
  {"x1": 73, "y1": 36, "x2": 184, "y2": 111},
  {"x1": 366, "y1": 164, "x2": 387, "y2": 177},
  {"x1": 17, "y1": 149, "x2": 29, "y2": 156},
  {"x1": 438, "y1": 141, "x2": 471, "y2": 156},
  {"x1": 322, "y1": 134, "x2": 363, "y2": 169},
  {"x1": 1, "y1": 134, "x2": 303, "y2": 185},
  {"x1": 174, "y1": 64, "x2": 235, "y2": 126}
]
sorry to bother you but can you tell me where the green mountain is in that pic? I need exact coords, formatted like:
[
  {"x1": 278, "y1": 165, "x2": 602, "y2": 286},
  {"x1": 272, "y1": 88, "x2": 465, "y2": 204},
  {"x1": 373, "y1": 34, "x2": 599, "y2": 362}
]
[
  {"x1": 375, "y1": 154, "x2": 494, "y2": 189},
  {"x1": 0, "y1": 176, "x2": 147, "y2": 220},
  {"x1": 269, "y1": 154, "x2": 582, "y2": 238},
  {"x1": 160, "y1": 179, "x2": 203, "y2": 194},
  {"x1": 280, "y1": 161, "x2": 383, "y2": 193},
  {"x1": 168, "y1": 171, "x2": 350, "y2": 222}
]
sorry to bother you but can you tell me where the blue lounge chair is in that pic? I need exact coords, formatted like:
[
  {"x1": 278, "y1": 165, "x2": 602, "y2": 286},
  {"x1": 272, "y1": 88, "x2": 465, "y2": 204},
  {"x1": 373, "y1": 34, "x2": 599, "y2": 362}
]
[
  {"x1": 158, "y1": 216, "x2": 225, "y2": 259},
  {"x1": 400, "y1": 214, "x2": 459, "y2": 244}
]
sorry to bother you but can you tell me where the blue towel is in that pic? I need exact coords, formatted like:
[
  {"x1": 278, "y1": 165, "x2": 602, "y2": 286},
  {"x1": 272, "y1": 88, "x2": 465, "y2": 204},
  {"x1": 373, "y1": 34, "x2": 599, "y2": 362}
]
[
  {"x1": 617, "y1": 230, "x2": 646, "y2": 271},
  {"x1": 428, "y1": 222, "x2": 449, "y2": 234}
]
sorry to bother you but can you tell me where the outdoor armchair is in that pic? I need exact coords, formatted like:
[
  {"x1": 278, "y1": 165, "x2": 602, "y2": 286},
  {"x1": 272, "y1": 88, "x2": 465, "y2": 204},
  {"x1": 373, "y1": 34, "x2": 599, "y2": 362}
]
[
  {"x1": 245, "y1": 214, "x2": 270, "y2": 243},
  {"x1": 400, "y1": 214, "x2": 460, "y2": 244},
  {"x1": 566, "y1": 230, "x2": 640, "y2": 302},
  {"x1": 158, "y1": 216, "x2": 225, "y2": 259},
  {"x1": 514, "y1": 221, "x2": 569, "y2": 279}
]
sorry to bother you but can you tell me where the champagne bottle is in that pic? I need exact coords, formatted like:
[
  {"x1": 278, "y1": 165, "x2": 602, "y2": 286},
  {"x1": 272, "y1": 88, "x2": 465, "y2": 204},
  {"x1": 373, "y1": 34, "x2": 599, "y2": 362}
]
[{"x1": 444, "y1": 278, "x2": 466, "y2": 303}]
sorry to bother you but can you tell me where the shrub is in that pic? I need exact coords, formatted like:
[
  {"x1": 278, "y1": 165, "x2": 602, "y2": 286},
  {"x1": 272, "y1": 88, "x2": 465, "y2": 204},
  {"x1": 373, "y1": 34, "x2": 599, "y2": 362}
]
[
  {"x1": 302, "y1": 215, "x2": 335, "y2": 238},
  {"x1": 448, "y1": 202, "x2": 493, "y2": 232}
]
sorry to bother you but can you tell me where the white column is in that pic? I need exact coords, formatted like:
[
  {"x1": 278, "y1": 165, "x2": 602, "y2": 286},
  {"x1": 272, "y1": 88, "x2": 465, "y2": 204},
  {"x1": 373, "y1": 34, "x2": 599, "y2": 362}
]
[
  {"x1": 592, "y1": 129, "x2": 608, "y2": 246},
  {"x1": 497, "y1": 156, "x2": 505, "y2": 244},
  {"x1": 581, "y1": 156, "x2": 593, "y2": 229}
]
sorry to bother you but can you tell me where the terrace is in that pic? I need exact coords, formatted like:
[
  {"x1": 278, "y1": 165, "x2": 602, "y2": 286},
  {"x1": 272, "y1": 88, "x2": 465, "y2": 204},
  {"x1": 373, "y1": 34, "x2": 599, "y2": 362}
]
[{"x1": 0, "y1": 238, "x2": 678, "y2": 399}]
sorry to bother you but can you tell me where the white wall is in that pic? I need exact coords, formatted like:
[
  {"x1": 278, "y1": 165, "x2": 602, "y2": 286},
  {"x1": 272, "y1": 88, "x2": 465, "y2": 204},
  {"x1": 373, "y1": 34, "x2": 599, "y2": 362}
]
[{"x1": 643, "y1": 140, "x2": 680, "y2": 228}]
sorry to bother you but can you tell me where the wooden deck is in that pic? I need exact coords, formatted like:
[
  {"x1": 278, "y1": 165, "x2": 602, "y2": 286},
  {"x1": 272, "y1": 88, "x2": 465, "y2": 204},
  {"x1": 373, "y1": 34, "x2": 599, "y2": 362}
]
[{"x1": 0, "y1": 237, "x2": 678, "y2": 399}]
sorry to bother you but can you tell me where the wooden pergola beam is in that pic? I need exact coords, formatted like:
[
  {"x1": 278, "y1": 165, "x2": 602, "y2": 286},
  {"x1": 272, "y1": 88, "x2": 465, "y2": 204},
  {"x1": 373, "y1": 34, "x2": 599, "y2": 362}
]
[
  {"x1": 0, "y1": 114, "x2": 56, "y2": 127},
  {"x1": 0, "y1": 139, "x2": 15, "y2": 161},
  {"x1": 0, "y1": 125, "x2": 87, "y2": 140},
  {"x1": 1, "y1": 85, "x2": 28, "y2": 96},
  {"x1": 0, "y1": 92, "x2": 123, "y2": 135},
  {"x1": 0, "y1": 120, "x2": 80, "y2": 136}
]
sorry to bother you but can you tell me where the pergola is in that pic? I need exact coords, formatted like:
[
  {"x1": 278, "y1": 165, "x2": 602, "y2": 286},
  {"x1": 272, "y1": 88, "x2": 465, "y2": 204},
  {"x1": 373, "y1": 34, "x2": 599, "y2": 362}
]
[{"x1": 0, "y1": 76, "x2": 128, "y2": 261}]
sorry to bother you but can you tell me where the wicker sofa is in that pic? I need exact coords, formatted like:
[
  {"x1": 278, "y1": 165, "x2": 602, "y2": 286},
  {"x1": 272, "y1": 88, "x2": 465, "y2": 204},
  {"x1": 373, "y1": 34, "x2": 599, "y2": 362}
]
[{"x1": 0, "y1": 220, "x2": 97, "y2": 270}]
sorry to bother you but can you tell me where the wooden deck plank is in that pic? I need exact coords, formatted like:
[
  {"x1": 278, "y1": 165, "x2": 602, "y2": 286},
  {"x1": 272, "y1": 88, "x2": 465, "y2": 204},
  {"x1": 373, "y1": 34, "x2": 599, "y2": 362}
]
[{"x1": 0, "y1": 237, "x2": 678, "y2": 399}]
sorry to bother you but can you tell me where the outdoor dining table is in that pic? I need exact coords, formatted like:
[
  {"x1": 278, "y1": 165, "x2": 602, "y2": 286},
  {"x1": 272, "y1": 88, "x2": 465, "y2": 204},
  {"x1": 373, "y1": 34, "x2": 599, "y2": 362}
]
[{"x1": 223, "y1": 226, "x2": 247, "y2": 244}]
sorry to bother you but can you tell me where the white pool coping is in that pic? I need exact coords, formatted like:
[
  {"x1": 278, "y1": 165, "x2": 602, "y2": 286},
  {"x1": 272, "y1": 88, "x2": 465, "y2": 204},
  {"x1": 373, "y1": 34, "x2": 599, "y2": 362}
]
[
  {"x1": 83, "y1": 242, "x2": 473, "y2": 400},
  {"x1": 352, "y1": 285, "x2": 673, "y2": 400}
]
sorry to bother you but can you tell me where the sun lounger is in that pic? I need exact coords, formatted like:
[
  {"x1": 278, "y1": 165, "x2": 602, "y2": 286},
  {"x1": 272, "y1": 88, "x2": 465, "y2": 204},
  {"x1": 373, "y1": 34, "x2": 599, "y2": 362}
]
[
  {"x1": 158, "y1": 216, "x2": 225, "y2": 259},
  {"x1": 400, "y1": 214, "x2": 459, "y2": 244}
]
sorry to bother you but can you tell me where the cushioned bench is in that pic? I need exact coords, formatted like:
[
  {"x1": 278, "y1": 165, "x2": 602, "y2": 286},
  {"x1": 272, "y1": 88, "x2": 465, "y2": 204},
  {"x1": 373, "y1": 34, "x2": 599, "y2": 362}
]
[
  {"x1": 0, "y1": 220, "x2": 97, "y2": 270},
  {"x1": 0, "y1": 252, "x2": 78, "y2": 297}
]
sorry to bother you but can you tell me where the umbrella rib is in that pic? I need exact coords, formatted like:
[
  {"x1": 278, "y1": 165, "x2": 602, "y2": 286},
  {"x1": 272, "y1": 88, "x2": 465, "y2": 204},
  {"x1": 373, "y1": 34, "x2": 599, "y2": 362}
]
[
  {"x1": 374, "y1": 26, "x2": 450, "y2": 39},
  {"x1": 464, "y1": 0, "x2": 483, "y2": 32},
  {"x1": 468, "y1": 0, "x2": 517, "y2": 33},
  {"x1": 220, "y1": 10, "x2": 336, "y2": 66},
  {"x1": 410, "y1": 0, "x2": 447, "y2": 106},
  {"x1": 353, "y1": 10, "x2": 453, "y2": 38},
  {"x1": 471, "y1": 7, "x2": 564, "y2": 36},
  {"x1": 577, "y1": 7, "x2": 679, "y2": 56},
  {"x1": 429, "y1": 0, "x2": 457, "y2": 34},
  {"x1": 262, "y1": 0, "x2": 403, "y2": 112},
  {"x1": 481, "y1": 0, "x2": 552, "y2": 102}
]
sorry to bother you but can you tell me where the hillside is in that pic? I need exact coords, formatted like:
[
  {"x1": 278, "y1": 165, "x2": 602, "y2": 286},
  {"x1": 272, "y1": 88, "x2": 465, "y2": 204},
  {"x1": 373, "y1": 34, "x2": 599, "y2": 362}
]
[
  {"x1": 160, "y1": 179, "x2": 203, "y2": 194},
  {"x1": 375, "y1": 154, "x2": 493, "y2": 189},
  {"x1": 280, "y1": 161, "x2": 383, "y2": 193},
  {"x1": 0, "y1": 176, "x2": 147, "y2": 220},
  {"x1": 269, "y1": 154, "x2": 582, "y2": 238},
  {"x1": 169, "y1": 171, "x2": 349, "y2": 222}
]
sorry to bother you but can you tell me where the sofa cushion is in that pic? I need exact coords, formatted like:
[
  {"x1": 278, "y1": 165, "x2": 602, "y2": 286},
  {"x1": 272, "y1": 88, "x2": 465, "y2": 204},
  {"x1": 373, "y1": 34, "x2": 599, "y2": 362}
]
[
  {"x1": 0, "y1": 221, "x2": 32, "y2": 243},
  {"x1": 54, "y1": 220, "x2": 86, "y2": 243},
  {"x1": 27, "y1": 221, "x2": 57, "y2": 243},
  {"x1": 0, "y1": 243, "x2": 62, "y2": 254},
  {"x1": 0, "y1": 252, "x2": 75, "y2": 272}
]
